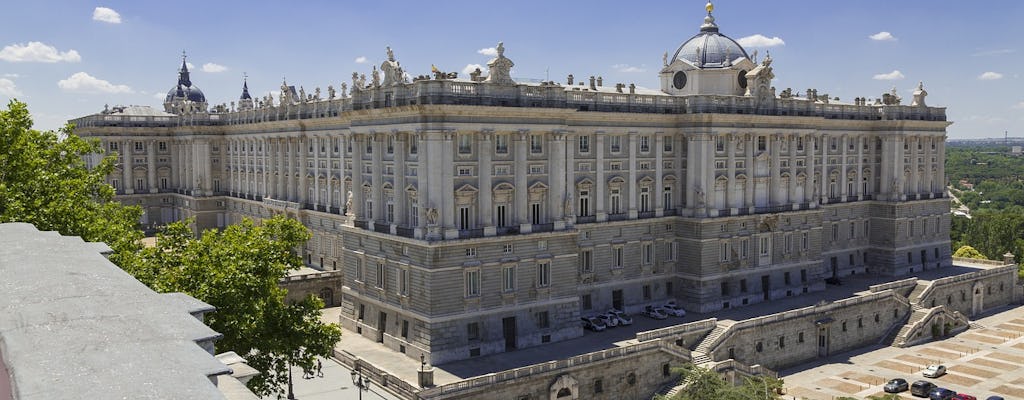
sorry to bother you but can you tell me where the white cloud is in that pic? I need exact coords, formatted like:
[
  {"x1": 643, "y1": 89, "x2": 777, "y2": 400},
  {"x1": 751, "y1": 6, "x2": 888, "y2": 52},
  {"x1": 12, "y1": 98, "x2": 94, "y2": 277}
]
[
  {"x1": 872, "y1": 70, "x2": 905, "y2": 80},
  {"x1": 462, "y1": 63, "x2": 486, "y2": 75},
  {"x1": 57, "y1": 72, "x2": 133, "y2": 93},
  {"x1": 3, "y1": 73, "x2": 19, "y2": 78},
  {"x1": 354, "y1": 56, "x2": 367, "y2": 64},
  {"x1": 612, "y1": 64, "x2": 646, "y2": 73},
  {"x1": 152, "y1": 92, "x2": 166, "y2": 100},
  {"x1": 201, "y1": 63, "x2": 227, "y2": 73},
  {"x1": 972, "y1": 49, "x2": 1015, "y2": 57},
  {"x1": 978, "y1": 71, "x2": 1003, "y2": 80},
  {"x1": 0, "y1": 78, "x2": 21, "y2": 97},
  {"x1": 186, "y1": 62, "x2": 194, "y2": 70},
  {"x1": 869, "y1": 31, "x2": 896, "y2": 41},
  {"x1": 1014, "y1": 102, "x2": 1024, "y2": 110},
  {"x1": 92, "y1": 7, "x2": 121, "y2": 24},
  {"x1": 736, "y1": 34, "x2": 785, "y2": 47},
  {"x1": 0, "y1": 42, "x2": 81, "y2": 63},
  {"x1": 477, "y1": 47, "x2": 498, "y2": 56}
]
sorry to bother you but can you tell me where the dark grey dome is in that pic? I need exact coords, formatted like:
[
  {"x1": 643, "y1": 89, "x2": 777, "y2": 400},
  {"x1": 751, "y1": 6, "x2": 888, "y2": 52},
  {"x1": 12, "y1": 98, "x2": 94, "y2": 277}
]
[
  {"x1": 165, "y1": 84, "x2": 206, "y2": 103},
  {"x1": 672, "y1": 31, "x2": 748, "y2": 69}
]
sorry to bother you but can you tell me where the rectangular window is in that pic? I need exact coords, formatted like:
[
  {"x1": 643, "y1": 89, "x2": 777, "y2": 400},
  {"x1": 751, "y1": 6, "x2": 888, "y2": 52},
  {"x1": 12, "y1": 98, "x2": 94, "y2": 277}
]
[
  {"x1": 642, "y1": 242, "x2": 653, "y2": 265},
  {"x1": 134, "y1": 141, "x2": 143, "y2": 151},
  {"x1": 613, "y1": 247, "x2": 624, "y2": 268},
  {"x1": 640, "y1": 136, "x2": 650, "y2": 152},
  {"x1": 664, "y1": 138, "x2": 673, "y2": 152},
  {"x1": 720, "y1": 242, "x2": 730, "y2": 262},
  {"x1": 666, "y1": 241, "x2": 677, "y2": 261},
  {"x1": 643, "y1": 284, "x2": 651, "y2": 300},
  {"x1": 465, "y1": 247, "x2": 477, "y2": 257},
  {"x1": 355, "y1": 258, "x2": 364, "y2": 281},
  {"x1": 580, "y1": 250, "x2": 593, "y2": 273},
  {"x1": 579, "y1": 135, "x2": 590, "y2": 153},
  {"x1": 530, "y1": 134, "x2": 543, "y2": 153},
  {"x1": 582, "y1": 294, "x2": 592, "y2": 310},
  {"x1": 401, "y1": 320, "x2": 409, "y2": 338},
  {"x1": 610, "y1": 136, "x2": 621, "y2": 153},
  {"x1": 458, "y1": 134, "x2": 471, "y2": 154},
  {"x1": 399, "y1": 268, "x2": 409, "y2": 295},
  {"x1": 537, "y1": 262, "x2": 550, "y2": 287},
  {"x1": 801, "y1": 232, "x2": 808, "y2": 250},
  {"x1": 496, "y1": 205, "x2": 508, "y2": 228},
  {"x1": 503, "y1": 266, "x2": 516, "y2": 292},
  {"x1": 740, "y1": 239, "x2": 749, "y2": 259},
  {"x1": 467, "y1": 322, "x2": 479, "y2": 341},
  {"x1": 465, "y1": 270, "x2": 480, "y2": 296},
  {"x1": 784, "y1": 271, "x2": 791, "y2": 285},
  {"x1": 740, "y1": 279, "x2": 748, "y2": 293},
  {"x1": 832, "y1": 224, "x2": 839, "y2": 241},
  {"x1": 376, "y1": 262, "x2": 385, "y2": 288},
  {"x1": 716, "y1": 136, "x2": 725, "y2": 152},
  {"x1": 759, "y1": 236, "x2": 770, "y2": 256},
  {"x1": 409, "y1": 136, "x2": 419, "y2": 154},
  {"x1": 494, "y1": 165, "x2": 511, "y2": 176},
  {"x1": 494, "y1": 134, "x2": 508, "y2": 154},
  {"x1": 801, "y1": 269, "x2": 807, "y2": 283},
  {"x1": 536, "y1": 311, "x2": 549, "y2": 329},
  {"x1": 504, "y1": 244, "x2": 514, "y2": 254},
  {"x1": 531, "y1": 203, "x2": 542, "y2": 225},
  {"x1": 666, "y1": 281, "x2": 674, "y2": 295}
]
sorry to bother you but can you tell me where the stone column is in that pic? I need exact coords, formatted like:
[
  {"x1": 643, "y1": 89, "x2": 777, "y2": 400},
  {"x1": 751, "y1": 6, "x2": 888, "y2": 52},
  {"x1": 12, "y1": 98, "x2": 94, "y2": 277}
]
[
  {"x1": 351, "y1": 135, "x2": 365, "y2": 219},
  {"x1": 805, "y1": 134, "x2": 815, "y2": 205},
  {"x1": 770, "y1": 134, "x2": 781, "y2": 205},
  {"x1": 277, "y1": 137, "x2": 287, "y2": 199},
  {"x1": 564, "y1": 132, "x2": 576, "y2": 224},
  {"x1": 339, "y1": 133, "x2": 348, "y2": 215},
  {"x1": 312, "y1": 135, "x2": 320, "y2": 208},
  {"x1": 479, "y1": 131, "x2": 494, "y2": 235},
  {"x1": 936, "y1": 138, "x2": 946, "y2": 195},
  {"x1": 910, "y1": 136, "x2": 920, "y2": 196},
  {"x1": 123, "y1": 140, "x2": 134, "y2": 194},
  {"x1": 514, "y1": 131, "x2": 529, "y2": 230},
  {"x1": 202, "y1": 140, "x2": 213, "y2": 196},
  {"x1": 440, "y1": 131, "x2": 456, "y2": 238},
  {"x1": 819, "y1": 134, "x2": 828, "y2": 203},
  {"x1": 394, "y1": 132, "x2": 407, "y2": 226},
  {"x1": 549, "y1": 131, "x2": 566, "y2": 225},
  {"x1": 655, "y1": 133, "x2": 665, "y2": 216},
  {"x1": 148, "y1": 140, "x2": 158, "y2": 193},
  {"x1": 595, "y1": 134, "x2": 606, "y2": 221},
  {"x1": 840, "y1": 135, "x2": 849, "y2": 200},
  {"x1": 744, "y1": 134, "x2": 755, "y2": 209},
  {"x1": 300, "y1": 136, "x2": 309, "y2": 206},
  {"x1": 685, "y1": 136, "x2": 697, "y2": 211},
  {"x1": 726, "y1": 134, "x2": 736, "y2": 210},
  {"x1": 371, "y1": 134, "x2": 384, "y2": 224},
  {"x1": 856, "y1": 136, "x2": 864, "y2": 199},
  {"x1": 288, "y1": 138, "x2": 298, "y2": 201},
  {"x1": 788, "y1": 134, "x2": 798, "y2": 206},
  {"x1": 627, "y1": 132, "x2": 638, "y2": 219}
]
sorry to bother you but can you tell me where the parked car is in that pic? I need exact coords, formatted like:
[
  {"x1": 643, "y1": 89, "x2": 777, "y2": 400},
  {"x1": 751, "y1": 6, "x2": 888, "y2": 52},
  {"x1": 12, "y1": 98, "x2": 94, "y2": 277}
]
[
  {"x1": 660, "y1": 303, "x2": 687, "y2": 317},
  {"x1": 911, "y1": 380, "x2": 937, "y2": 397},
  {"x1": 984, "y1": 396, "x2": 1004, "y2": 400},
  {"x1": 643, "y1": 305, "x2": 668, "y2": 320},
  {"x1": 581, "y1": 316, "x2": 607, "y2": 331},
  {"x1": 607, "y1": 309, "x2": 633, "y2": 326},
  {"x1": 594, "y1": 313, "x2": 618, "y2": 328},
  {"x1": 884, "y1": 378, "x2": 909, "y2": 393},
  {"x1": 929, "y1": 387, "x2": 957, "y2": 400},
  {"x1": 952, "y1": 394, "x2": 977, "y2": 400},
  {"x1": 923, "y1": 364, "x2": 947, "y2": 378}
]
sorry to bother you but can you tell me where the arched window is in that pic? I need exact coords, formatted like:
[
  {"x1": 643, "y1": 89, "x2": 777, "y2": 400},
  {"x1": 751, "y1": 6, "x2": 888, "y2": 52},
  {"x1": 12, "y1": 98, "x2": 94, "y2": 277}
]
[
  {"x1": 556, "y1": 388, "x2": 572, "y2": 398},
  {"x1": 319, "y1": 287, "x2": 334, "y2": 306}
]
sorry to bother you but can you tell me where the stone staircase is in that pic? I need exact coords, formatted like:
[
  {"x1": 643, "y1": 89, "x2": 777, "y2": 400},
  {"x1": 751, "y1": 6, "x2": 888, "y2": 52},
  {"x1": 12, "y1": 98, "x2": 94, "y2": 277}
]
[
  {"x1": 907, "y1": 282, "x2": 930, "y2": 304},
  {"x1": 893, "y1": 307, "x2": 931, "y2": 345},
  {"x1": 879, "y1": 309, "x2": 911, "y2": 345},
  {"x1": 690, "y1": 325, "x2": 730, "y2": 365}
]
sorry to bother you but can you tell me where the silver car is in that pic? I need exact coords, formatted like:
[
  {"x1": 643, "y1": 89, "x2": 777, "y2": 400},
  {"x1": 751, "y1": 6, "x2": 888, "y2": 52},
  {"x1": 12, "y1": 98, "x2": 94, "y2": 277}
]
[{"x1": 607, "y1": 309, "x2": 634, "y2": 326}]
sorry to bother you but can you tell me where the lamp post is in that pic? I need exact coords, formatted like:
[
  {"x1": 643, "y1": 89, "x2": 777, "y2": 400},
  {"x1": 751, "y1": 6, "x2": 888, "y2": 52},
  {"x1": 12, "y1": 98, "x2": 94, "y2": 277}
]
[
  {"x1": 350, "y1": 365, "x2": 371, "y2": 400},
  {"x1": 287, "y1": 361, "x2": 296, "y2": 400}
]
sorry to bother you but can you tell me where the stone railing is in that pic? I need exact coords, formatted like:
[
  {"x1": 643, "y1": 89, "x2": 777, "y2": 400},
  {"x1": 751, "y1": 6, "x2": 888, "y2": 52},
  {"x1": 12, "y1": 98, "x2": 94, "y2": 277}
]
[
  {"x1": 419, "y1": 339, "x2": 676, "y2": 397},
  {"x1": 893, "y1": 306, "x2": 970, "y2": 348},
  {"x1": 279, "y1": 270, "x2": 344, "y2": 284},
  {"x1": 703, "y1": 290, "x2": 900, "y2": 356},
  {"x1": 708, "y1": 359, "x2": 777, "y2": 379},
  {"x1": 951, "y1": 257, "x2": 1009, "y2": 267},
  {"x1": 70, "y1": 78, "x2": 948, "y2": 130},
  {"x1": 636, "y1": 318, "x2": 717, "y2": 342},
  {"x1": 333, "y1": 351, "x2": 421, "y2": 399},
  {"x1": 869, "y1": 277, "x2": 919, "y2": 294},
  {"x1": 916, "y1": 264, "x2": 1017, "y2": 306}
]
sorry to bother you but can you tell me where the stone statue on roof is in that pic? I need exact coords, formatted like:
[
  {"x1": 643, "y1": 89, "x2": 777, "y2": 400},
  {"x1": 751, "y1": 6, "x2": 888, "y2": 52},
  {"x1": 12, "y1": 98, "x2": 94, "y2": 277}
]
[{"x1": 485, "y1": 41, "x2": 515, "y2": 85}]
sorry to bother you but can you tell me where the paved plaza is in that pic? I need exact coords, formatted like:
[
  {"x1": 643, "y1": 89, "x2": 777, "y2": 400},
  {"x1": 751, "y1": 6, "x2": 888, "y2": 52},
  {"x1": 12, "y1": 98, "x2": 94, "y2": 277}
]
[{"x1": 781, "y1": 304, "x2": 1024, "y2": 400}]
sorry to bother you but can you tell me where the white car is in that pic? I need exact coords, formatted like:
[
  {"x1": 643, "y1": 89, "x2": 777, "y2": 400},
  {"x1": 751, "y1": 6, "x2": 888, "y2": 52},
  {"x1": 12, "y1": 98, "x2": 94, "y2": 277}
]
[
  {"x1": 594, "y1": 313, "x2": 619, "y2": 328},
  {"x1": 661, "y1": 303, "x2": 686, "y2": 317},
  {"x1": 922, "y1": 364, "x2": 946, "y2": 378},
  {"x1": 643, "y1": 305, "x2": 668, "y2": 320},
  {"x1": 607, "y1": 309, "x2": 634, "y2": 326},
  {"x1": 581, "y1": 316, "x2": 607, "y2": 331}
]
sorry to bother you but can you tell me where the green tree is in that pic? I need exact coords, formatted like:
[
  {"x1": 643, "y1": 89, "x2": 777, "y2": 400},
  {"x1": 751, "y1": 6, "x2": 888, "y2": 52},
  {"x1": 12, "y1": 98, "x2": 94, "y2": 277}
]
[
  {"x1": 122, "y1": 216, "x2": 342, "y2": 398},
  {"x1": 953, "y1": 245, "x2": 988, "y2": 260},
  {"x1": 0, "y1": 99, "x2": 142, "y2": 260},
  {"x1": 659, "y1": 363, "x2": 784, "y2": 400}
]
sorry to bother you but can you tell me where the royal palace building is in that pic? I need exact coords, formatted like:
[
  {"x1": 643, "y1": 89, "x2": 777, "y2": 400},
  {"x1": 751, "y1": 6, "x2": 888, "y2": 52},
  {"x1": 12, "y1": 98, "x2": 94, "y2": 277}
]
[{"x1": 72, "y1": 3, "x2": 951, "y2": 364}]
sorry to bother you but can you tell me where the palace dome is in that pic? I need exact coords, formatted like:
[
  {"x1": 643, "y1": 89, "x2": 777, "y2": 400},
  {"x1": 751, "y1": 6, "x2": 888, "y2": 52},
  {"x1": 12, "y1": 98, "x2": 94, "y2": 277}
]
[
  {"x1": 671, "y1": 2, "x2": 748, "y2": 69},
  {"x1": 165, "y1": 84, "x2": 206, "y2": 103}
]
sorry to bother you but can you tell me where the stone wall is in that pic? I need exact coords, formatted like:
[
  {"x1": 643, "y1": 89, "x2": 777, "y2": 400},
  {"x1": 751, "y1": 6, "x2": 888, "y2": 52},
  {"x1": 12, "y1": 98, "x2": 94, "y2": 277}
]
[
  {"x1": 912, "y1": 264, "x2": 1018, "y2": 317},
  {"x1": 279, "y1": 270, "x2": 345, "y2": 307}
]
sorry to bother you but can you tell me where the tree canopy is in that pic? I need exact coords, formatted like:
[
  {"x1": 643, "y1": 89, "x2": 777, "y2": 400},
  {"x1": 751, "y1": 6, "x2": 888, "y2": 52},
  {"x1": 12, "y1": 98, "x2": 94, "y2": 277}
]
[
  {"x1": 953, "y1": 245, "x2": 988, "y2": 260},
  {"x1": 1, "y1": 100, "x2": 342, "y2": 397},
  {"x1": 0, "y1": 99, "x2": 141, "y2": 259},
  {"x1": 657, "y1": 363, "x2": 784, "y2": 400},
  {"x1": 121, "y1": 216, "x2": 342, "y2": 397}
]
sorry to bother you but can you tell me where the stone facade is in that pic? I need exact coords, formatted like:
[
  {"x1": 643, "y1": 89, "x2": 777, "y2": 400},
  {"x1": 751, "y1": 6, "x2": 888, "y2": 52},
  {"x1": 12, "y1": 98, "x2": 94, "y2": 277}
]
[{"x1": 71, "y1": 3, "x2": 953, "y2": 365}]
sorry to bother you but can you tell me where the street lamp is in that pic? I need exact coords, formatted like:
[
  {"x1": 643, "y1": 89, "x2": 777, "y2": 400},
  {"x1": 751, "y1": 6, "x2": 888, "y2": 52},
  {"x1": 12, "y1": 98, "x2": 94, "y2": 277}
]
[
  {"x1": 350, "y1": 366, "x2": 371, "y2": 400},
  {"x1": 286, "y1": 361, "x2": 296, "y2": 400}
]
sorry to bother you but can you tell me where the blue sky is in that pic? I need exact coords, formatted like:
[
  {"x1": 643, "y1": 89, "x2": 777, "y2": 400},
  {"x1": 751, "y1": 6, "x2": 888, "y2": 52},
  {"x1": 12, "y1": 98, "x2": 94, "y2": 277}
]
[{"x1": 1, "y1": 1, "x2": 1021, "y2": 138}]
